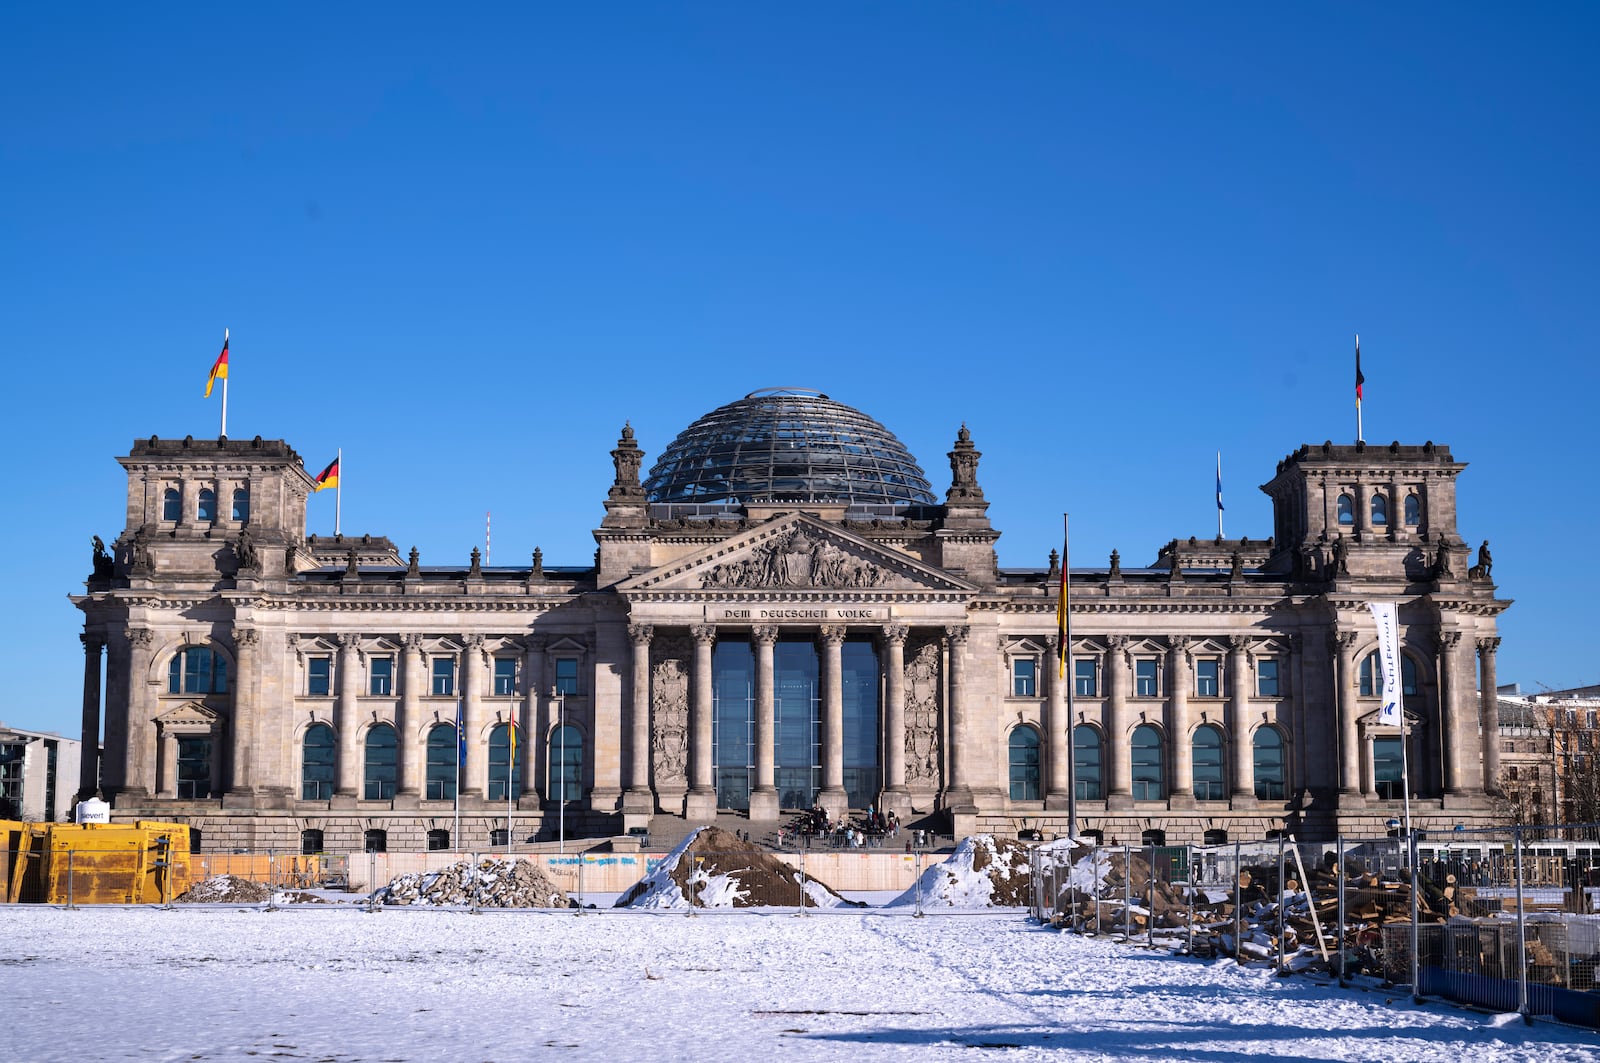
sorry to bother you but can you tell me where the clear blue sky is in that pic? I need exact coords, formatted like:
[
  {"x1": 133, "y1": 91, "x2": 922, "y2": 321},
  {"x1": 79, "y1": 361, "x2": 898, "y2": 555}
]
[{"x1": 4, "y1": 5, "x2": 1597, "y2": 734}]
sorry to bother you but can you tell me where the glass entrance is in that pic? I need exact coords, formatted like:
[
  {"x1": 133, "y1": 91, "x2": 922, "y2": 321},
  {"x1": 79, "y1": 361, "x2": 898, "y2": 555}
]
[
  {"x1": 841, "y1": 640, "x2": 879, "y2": 808},
  {"x1": 712, "y1": 640, "x2": 754, "y2": 809},
  {"x1": 775, "y1": 641, "x2": 820, "y2": 809}
]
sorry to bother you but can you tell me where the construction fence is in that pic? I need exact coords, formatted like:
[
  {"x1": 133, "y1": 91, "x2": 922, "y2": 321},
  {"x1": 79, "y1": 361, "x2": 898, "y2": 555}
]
[{"x1": 1029, "y1": 824, "x2": 1600, "y2": 1027}]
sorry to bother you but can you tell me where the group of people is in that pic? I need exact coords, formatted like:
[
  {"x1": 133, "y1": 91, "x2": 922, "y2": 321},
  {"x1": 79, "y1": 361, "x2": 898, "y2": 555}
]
[{"x1": 777, "y1": 805, "x2": 905, "y2": 849}]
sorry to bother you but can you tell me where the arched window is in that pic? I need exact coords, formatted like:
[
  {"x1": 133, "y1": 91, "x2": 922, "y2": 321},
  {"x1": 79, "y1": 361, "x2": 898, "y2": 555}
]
[
  {"x1": 363, "y1": 724, "x2": 397, "y2": 800},
  {"x1": 426, "y1": 829, "x2": 450, "y2": 851},
  {"x1": 197, "y1": 488, "x2": 217, "y2": 523},
  {"x1": 1191, "y1": 725, "x2": 1225, "y2": 800},
  {"x1": 1253, "y1": 727, "x2": 1286, "y2": 800},
  {"x1": 1073, "y1": 725, "x2": 1103, "y2": 800},
  {"x1": 162, "y1": 488, "x2": 181, "y2": 521},
  {"x1": 1131, "y1": 724, "x2": 1164, "y2": 801},
  {"x1": 1371, "y1": 494, "x2": 1388, "y2": 525},
  {"x1": 1337, "y1": 494, "x2": 1354, "y2": 525},
  {"x1": 1358, "y1": 652, "x2": 1381, "y2": 697},
  {"x1": 1203, "y1": 828, "x2": 1228, "y2": 845},
  {"x1": 1402, "y1": 655, "x2": 1420, "y2": 697},
  {"x1": 488, "y1": 723, "x2": 521, "y2": 800},
  {"x1": 300, "y1": 828, "x2": 324, "y2": 855},
  {"x1": 1374, "y1": 736, "x2": 1405, "y2": 799},
  {"x1": 425, "y1": 723, "x2": 458, "y2": 801},
  {"x1": 1008, "y1": 727, "x2": 1041, "y2": 801},
  {"x1": 231, "y1": 488, "x2": 250, "y2": 522},
  {"x1": 168, "y1": 646, "x2": 228, "y2": 694},
  {"x1": 301, "y1": 723, "x2": 335, "y2": 800},
  {"x1": 176, "y1": 737, "x2": 211, "y2": 799},
  {"x1": 550, "y1": 725, "x2": 583, "y2": 801},
  {"x1": 364, "y1": 828, "x2": 387, "y2": 853},
  {"x1": 1404, "y1": 494, "x2": 1421, "y2": 526}
]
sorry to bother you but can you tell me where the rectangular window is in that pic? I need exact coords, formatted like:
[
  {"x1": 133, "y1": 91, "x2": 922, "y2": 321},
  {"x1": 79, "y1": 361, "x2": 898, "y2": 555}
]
[
  {"x1": 1195, "y1": 659, "x2": 1220, "y2": 698},
  {"x1": 1257, "y1": 658, "x2": 1279, "y2": 698},
  {"x1": 494, "y1": 658, "x2": 517, "y2": 696},
  {"x1": 1135, "y1": 659, "x2": 1159, "y2": 698},
  {"x1": 307, "y1": 657, "x2": 331, "y2": 697},
  {"x1": 1074, "y1": 659, "x2": 1097, "y2": 698},
  {"x1": 1012, "y1": 659, "x2": 1036, "y2": 698},
  {"x1": 554, "y1": 657, "x2": 579, "y2": 696},
  {"x1": 369, "y1": 657, "x2": 393, "y2": 696},
  {"x1": 432, "y1": 657, "x2": 456, "y2": 696}
]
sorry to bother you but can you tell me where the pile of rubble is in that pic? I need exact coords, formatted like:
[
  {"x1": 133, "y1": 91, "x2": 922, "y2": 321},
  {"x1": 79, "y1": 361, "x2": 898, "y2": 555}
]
[
  {"x1": 175, "y1": 875, "x2": 276, "y2": 904},
  {"x1": 888, "y1": 834, "x2": 1034, "y2": 908},
  {"x1": 372, "y1": 858, "x2": 570, "y2": 908},
  {"x1": 616, "y1": 826, "x2": 860, "y2": 909}
]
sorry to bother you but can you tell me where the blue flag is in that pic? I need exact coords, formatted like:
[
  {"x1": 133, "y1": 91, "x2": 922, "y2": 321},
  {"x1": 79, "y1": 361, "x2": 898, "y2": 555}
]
[
  {"x1": 455, "y1": 705, "x2": 467, "y2": 768},
  {"x1": 1215, "y1": 452, "x2": 1224, "y2": 513}
]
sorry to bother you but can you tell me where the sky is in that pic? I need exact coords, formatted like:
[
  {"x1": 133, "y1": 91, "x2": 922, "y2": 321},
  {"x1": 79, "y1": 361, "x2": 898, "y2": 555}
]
[{"x1": 3, "y1": 5, "x2": 1598, "y2": 735}]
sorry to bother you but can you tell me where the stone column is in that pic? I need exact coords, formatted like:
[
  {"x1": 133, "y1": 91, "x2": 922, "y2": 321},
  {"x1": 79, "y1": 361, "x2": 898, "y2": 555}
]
[
  {"x1": 79, "y1": 634, "x2": 103, "y2": 798},
  {"x1": 523, "y1": 636, "x2": 546, "y2": 799},
  {"x1": 1044, "y1": 633, "x2": 1069, "y2": 809},
  {"x1": 123, "y1": 626, "x2": 155, "y2": 799},
  {"x1": 462, "y1": 635, "x2": 486, "y2": 799},
  {"x1": 334, "y1": 633, "x2": 362, "y2": 798},
  {"x1": 1106, "y1": 636, "x2": 1133, "y2": 807},
  {"x1": 1439, "y1": 630, "x2": 1466, "y2": 794},
  {"x1": 685, "y1": 625, "x2": 717, "y2": 819},
  {"x1": 626, "y1": 625, "x2": 654, "y2": 811},
  {"x1": 944, "y1": 626, "x2": 973, "y2": 806},
  {"x1": 398, "y1": 634, "x2": 424, "y2": 798},
  {"x1": 1164, "y1": 637, "x2": 1190, "y2": 805},
  {"x1": 157, "y1": 730, "x2": 178, "y2": 798},
  {"x1": 747, "y1": 626, "x2": 779, "y2": 820},
  {"x1": 1479, "y1": 637, "x2": 1502, "y2": 793},
  {"x1": 1227, "y1": 635, "x2": 1255, "y2": 804},
  {"x1": 880, "y1": 625, "x2": 910, "y2": 815},
  {"x1": 228, "y1": 626, "x2": 259, "y2": 796},
  {"x1": 1333, "y1": 630, "x2": 1361, "y2": 797},
  {"x1": 818, "y1": 625, "x2": 848, "y2": 816}
]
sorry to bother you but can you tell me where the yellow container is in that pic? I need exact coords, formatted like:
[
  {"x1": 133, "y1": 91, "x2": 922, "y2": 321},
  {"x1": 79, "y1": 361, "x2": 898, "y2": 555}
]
[{"x1": 4, "y1": 821, "x2": 191, "y2": 904}]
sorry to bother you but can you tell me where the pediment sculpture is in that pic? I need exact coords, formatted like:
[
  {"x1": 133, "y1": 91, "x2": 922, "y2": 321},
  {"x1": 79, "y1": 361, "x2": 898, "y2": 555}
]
[{"x1": 699, "y1": 528, "x2": 894, "y2": 590}]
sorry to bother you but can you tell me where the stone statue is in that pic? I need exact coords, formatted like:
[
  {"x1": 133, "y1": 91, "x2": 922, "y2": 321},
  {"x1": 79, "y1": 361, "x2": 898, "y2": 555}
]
[
  {"x1": 1229, "y1": 551, "x2": 1243, "y2": 581},
  {"x1": 234, "y1": 528, "x2": 259, "y2": 572},
  {"x1": 407, "y1": 546, "x2": 420, "y2": 578},
  {"x1": 1330, "y1": 534, "x2": 1349, "y2": 577},
  {"x1": 1434, "y1": 535, "x2": 1454, "y2": 579},
  {"x1": 609, "y1": 422, "x2": 645, "y2": 499},
  {"x1": 1469, "y1": 540, "x2": 1493, "y2": 580},
  {"x1": 469, "y1": 546, "x2": 482, "y2": 578},
  {"x1": 91, "y1": 535, "x2": 113, "y2": 579},
  {"x1": 1108, "y1": 549, "x2": 1121, "y2": 579},
  {"x1": 945, "y1": 424, "x2": 985, "y2": 502},
  {"x1": 345, "y1": 549, "x2": 360, "y2": 577}
]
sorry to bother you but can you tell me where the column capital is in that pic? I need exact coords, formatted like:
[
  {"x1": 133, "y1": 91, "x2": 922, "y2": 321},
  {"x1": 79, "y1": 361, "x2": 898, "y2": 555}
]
[
  {"x1": 881, "y1": 623, "x2": 909, "y2": 646},
  {"x1": 819, "y1": 625, "x2": 848, "y2": 645},
  {"x1": 231, "y1": 626, "x2": 260, "y2": 647},
  {"x1": 690, "y1": 625, "x2": 717, "y2": 645},
  {"x1": 401, "y1": 632, "x2": 426, "y2": 651},
  {"x1": 1331, "y1": 629, "x2": 1359, "y2": 653},
  {"x1": 944, "y1": 625, "x2": 969, "y2": 646},
  {"x1": 124, "y1": 625, "x2": 154, "y2": 648},
  {"x1": 751, "y1": 625, "x2": 780, "y2": 646},
  {"x1": 1166, "y1": 634, "x2": 1190, "y2": 653},
  {"x1": 336, "y1": 632, "x2": 362, "y2": 650},
  {"x1": 80, "y1": 632, "x2": 105, "y2": 653},
  {"x1": 627, "y1": 624, "x2": 654, "y2": 646},
  {"x1": 1438, "y1": 629, "x2": 1463, "y2": 651},
  {"x1": 1107, "y1": 634, "x2": 1129, "y2": 652},
  {"x1": 522, "y1": 633, "x2": 547, "y2": 653},
  {"x1": 1043, "y1": 632, "x2": 1058, "y2": 652},
  {"x1": 463, "y1": 633, "x2": 486, "y2": 649},
  {"x1": 1227, "y1": 634, "x2": 1250, "y2": 652},
  {"x1": 1477, "y1": 636, "x2": 1502, "y2": 655}
]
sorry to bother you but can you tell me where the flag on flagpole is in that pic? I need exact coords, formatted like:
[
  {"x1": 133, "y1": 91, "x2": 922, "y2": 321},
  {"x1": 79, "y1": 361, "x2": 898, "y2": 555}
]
[
  {"x1": 507, "y1": 711, "x2": 517, "y2": 768},
  {"x1": 456, "y1": 704, "x2": 468, "y2": 768},
  {"x1": 1355, "y1": 334, "x2": 1365, "y2": 404},
  {"x1": 1369, "y1": 601, "x2": 1403, "y2": 726},
  {"x1": 205, "y1": 330, "x2": 229, "y2": 398},
  {"x1": 1215, "y1": 452, "x2": 1224, "y2": 513},
  {"x1": 313, "y1": 457, "x2": 340, "y2": 492},
  {"x1": 1056, "y1": 514, "x2": 1069, "y2": 678}
]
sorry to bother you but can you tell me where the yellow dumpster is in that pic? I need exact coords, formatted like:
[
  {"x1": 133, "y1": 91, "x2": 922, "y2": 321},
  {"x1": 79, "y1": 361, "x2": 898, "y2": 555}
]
[{"x1": 4, "y1": 821, "x2": 191, "y2": 904}]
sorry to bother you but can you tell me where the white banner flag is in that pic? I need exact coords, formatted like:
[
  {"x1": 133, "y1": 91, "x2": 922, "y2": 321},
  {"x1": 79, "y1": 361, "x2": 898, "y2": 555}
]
[{"x1": 1369, "y1": 601, "x2": 1403, "y2": 727}]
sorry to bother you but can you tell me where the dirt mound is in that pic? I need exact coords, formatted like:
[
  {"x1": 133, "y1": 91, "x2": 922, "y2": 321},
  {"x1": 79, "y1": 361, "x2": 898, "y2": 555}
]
[
  {"x1": 373, "y1": 858, "x2": 570, "y2": 908},
  {"x1": 175, "y1": 875, "x2": 276, "y2": 904},
  {"x1": 615, "y1": 826, "x2": 862, "y2": 909},
  {"x1": 888, "y1": 834, "x2": 1035, "y2": 908}
]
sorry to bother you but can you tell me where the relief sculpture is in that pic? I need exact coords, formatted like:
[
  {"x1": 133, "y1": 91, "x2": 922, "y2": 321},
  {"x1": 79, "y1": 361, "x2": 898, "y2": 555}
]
[
  {"x1": 700, "y1": 527, "x2": 895, "y2": 589},
  {"x1": 903, "y1": 642, "x2": 942, "y2": 786},
  {"x1": 650, "y1": 658, "x2": 690, "y2": 787}
]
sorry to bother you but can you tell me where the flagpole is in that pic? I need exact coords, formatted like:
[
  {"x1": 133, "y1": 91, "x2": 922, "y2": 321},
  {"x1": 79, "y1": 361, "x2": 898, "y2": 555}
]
[
  {"x1": 220, "y1": 328, "x2": 229, "y2": 438},
  {"x1": 1062, "y1": 513, "x2": 1077, "y2": 838},
  {"x1": 454, "y1": 714, "x2": 462, "y2": 854},
  {"x1": 1355, "y1": 333, "x2": 1364, "y2": 445},
  {"x1": 507, "y1": 718, "x2": 515, "y2": 857},
  {"x1": 334, "y1": 448, "x2": 343, "y2": 537}
]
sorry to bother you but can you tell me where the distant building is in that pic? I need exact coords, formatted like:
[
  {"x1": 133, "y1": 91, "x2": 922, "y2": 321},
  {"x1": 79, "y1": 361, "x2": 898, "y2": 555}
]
[
  {"x1": 71, "y1": 389, "x2": 1511, "y2": 852},
  {"x1": 1496, "y1": 686, "x2": 1600, "y2": 826},
  {"x1": 0, "y1": 723, "x2": 82, "y2": 822}
]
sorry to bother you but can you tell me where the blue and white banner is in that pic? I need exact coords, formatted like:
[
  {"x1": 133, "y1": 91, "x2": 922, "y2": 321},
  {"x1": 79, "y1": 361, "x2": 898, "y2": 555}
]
[{"x1": 1369, "y1": 601, "x2": 1403, "y2": 727}]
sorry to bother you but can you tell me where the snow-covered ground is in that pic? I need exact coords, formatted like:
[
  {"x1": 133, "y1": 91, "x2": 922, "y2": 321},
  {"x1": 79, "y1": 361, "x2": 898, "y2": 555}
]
[{"x1": 6, "y1": 905, "x2": 1599, "y2": 1062}]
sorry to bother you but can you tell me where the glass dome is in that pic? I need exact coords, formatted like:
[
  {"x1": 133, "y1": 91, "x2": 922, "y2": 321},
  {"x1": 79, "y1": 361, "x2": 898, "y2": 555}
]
[{"x1": 644, "y1": 388, "x2": 937, "y2": 506}]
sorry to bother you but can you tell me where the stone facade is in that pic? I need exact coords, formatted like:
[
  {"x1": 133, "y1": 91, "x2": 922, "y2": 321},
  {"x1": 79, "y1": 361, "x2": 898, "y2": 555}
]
[{"x1": 71, "y1": 425, "x2": 1512, "y2": 852}]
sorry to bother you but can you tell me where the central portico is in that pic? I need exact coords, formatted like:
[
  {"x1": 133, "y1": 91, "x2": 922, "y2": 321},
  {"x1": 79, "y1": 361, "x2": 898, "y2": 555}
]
[{"x1": 616, "y1": 512, "x2": 977, "y2": 824}]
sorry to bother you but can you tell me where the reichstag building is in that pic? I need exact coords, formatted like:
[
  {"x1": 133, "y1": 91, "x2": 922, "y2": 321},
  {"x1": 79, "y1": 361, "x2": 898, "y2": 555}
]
[{"x1": 72, "y1": 388, "x2": 1510, "y2": 851}]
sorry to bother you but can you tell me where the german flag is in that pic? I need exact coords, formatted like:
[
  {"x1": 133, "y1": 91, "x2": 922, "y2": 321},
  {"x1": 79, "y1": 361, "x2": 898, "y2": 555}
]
[
  {"x1": 205, "y1": 330, "x2": 229, "y2": 398},
  {"x1": 313, "y1": 457, "x2": 340, "y2": 492},
  {"x1": 1355, "y1": 334, "x2": 1365, "y2": 403}
]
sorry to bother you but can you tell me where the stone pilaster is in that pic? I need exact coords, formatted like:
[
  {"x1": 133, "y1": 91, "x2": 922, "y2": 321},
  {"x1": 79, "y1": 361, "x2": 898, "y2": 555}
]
[
  {"x1": 398, "y1": 634, "x2": 424, "y2": 798},
  {"x1": 685, "y1": 625, "x2": 717, "y2": 819},
  {"x1": 1479, "y1": 637, "x2": 1502, "y2": 793},
  {"x1": 818, "y1": 625, "x2": 849, "y2": 817},
  {"x1": 1044, "y1": 633, "x2": 1069, "y2": 809},
  {"x1": 1439, "y1": 630, "x2": 1466, "y2": 795},
  {"x1": 78, "y1": 634, "x2": 103, "y2": 799},
  {"x1": 462, "y1": 635, "x2": 486, "y2": 800},
  {"x1": 228, "y1": 626, "x2": 259, "y2": 796},
  {"x1": 748, "y1": 626, "x2": 780, "y2": 820},
  {"x1": 334, "y1": 633, "x2": 362, "y2": 799},
  {"x1": 1106, "y1": 636, "x2": 1133, "y2": 808},
  {"x1": 879, "y1": 625, "x2": 910, "y2": 817},
  {"x1": 943, "y1": 625, "x2": 975, "y2": 809},
  {"x1": 1227, "y1": 635, "x2": 1255, "y2": 805},
  {"x1": 1333, "y1": 630, "x2": 1362, "y2": 799},
  {"x1": 1165, "y1": 636, "x2": 1191, "y2": 807},
  {"x1": 625, "y1": 624, "x2": 654, "y2": 816},
  {"x1": 122, "y1": 626, "x2": 155, "y2": 800}
]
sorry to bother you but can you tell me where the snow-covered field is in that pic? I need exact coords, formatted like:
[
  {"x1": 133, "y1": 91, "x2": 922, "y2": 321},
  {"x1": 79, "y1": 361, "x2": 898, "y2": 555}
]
[{"x1": 6, "y1": 904, "x2": 1599, "y2": 1062}]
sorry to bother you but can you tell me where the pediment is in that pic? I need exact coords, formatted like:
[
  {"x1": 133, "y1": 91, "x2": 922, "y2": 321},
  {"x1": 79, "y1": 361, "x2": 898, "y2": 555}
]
[
  {"x1": 618, "y1": 514, "x2": 976, "y2": 595},
  {"x1": 1357, "y1": 706, "x2": 1424, "y2": 729},
  {"x1": 155, "y1": 701, "x2": 219, "y2": 733}
]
